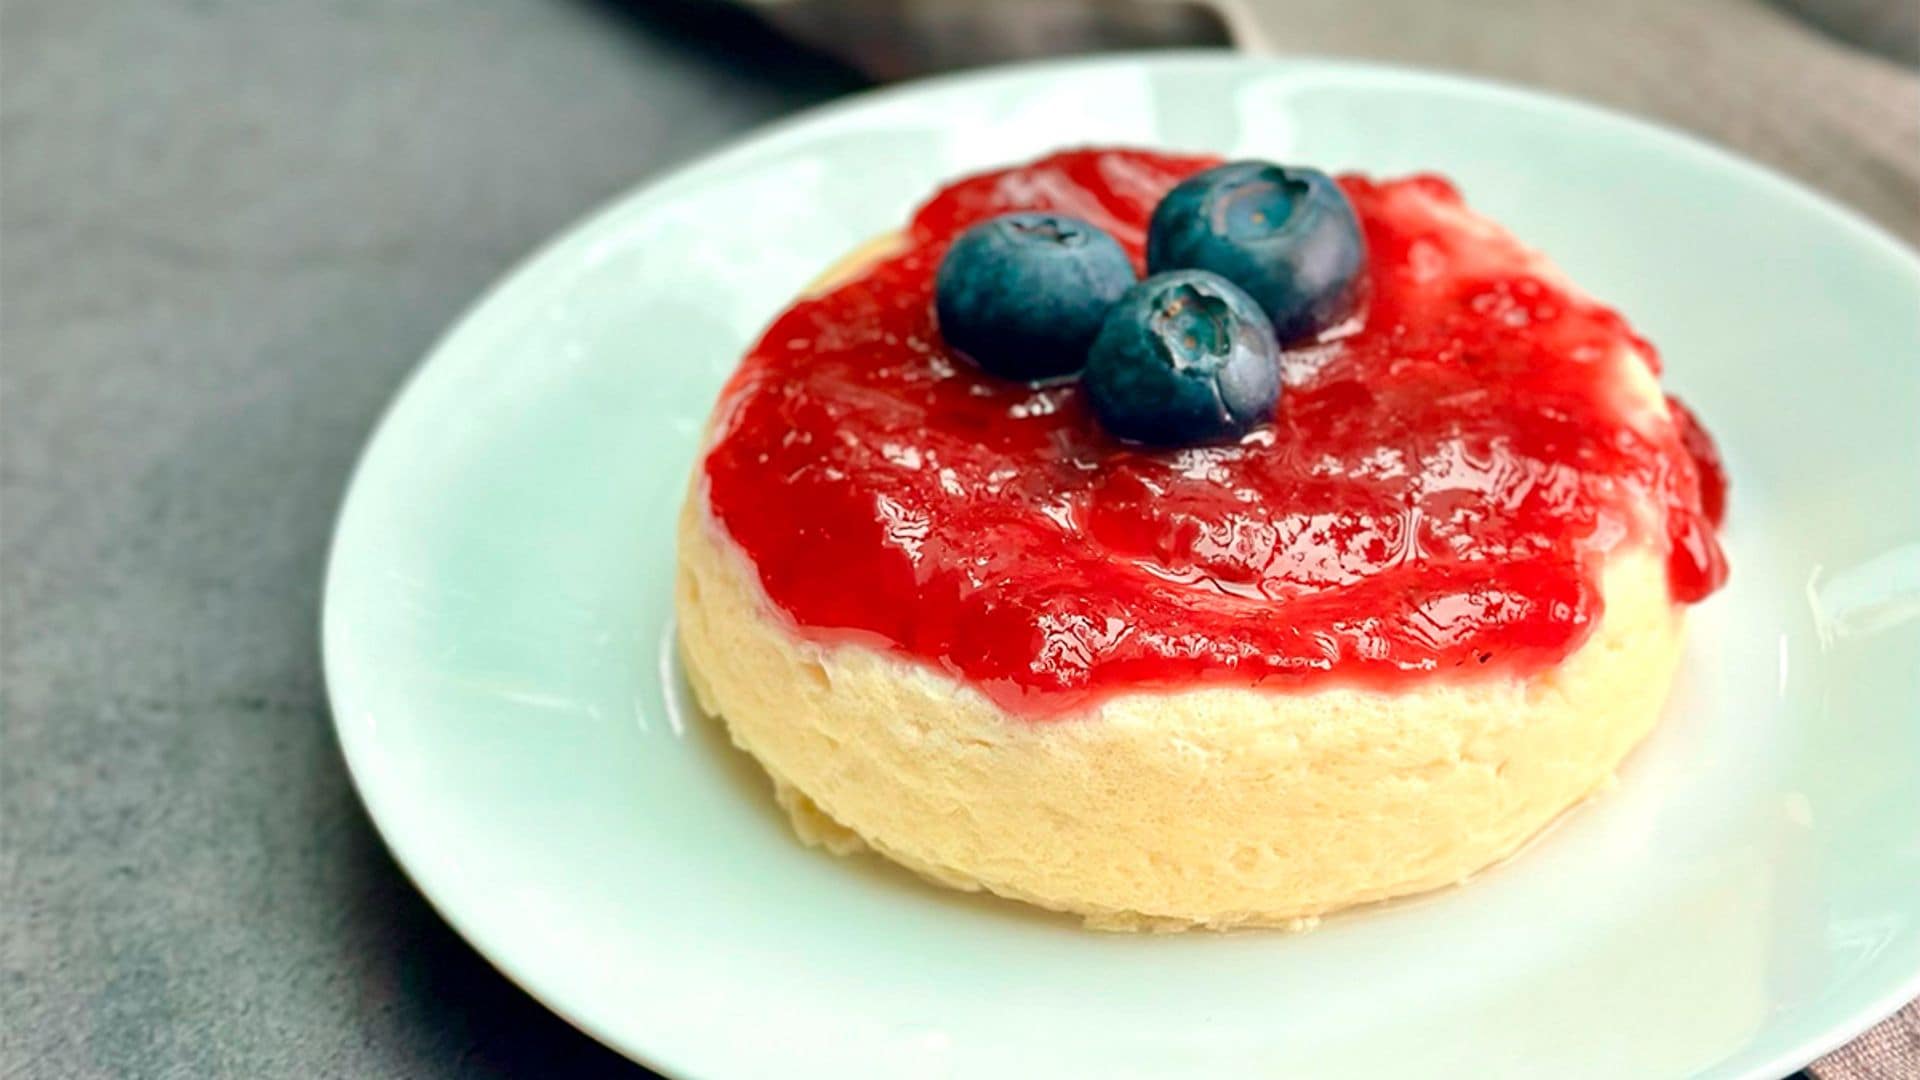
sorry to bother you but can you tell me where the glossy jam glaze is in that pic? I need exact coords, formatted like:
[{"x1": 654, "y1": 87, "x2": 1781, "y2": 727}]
[{"x1": 701, "y1": 149, "x2": 1728, "y2": 715}]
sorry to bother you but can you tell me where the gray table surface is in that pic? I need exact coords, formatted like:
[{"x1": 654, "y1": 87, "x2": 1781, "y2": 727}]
[
  {"x1": 1, "y1": 2, "x2": 1910, "y2": 1078},
  {"x1": 3, "y1": 2, "x2": 857, "y2": 1075}
]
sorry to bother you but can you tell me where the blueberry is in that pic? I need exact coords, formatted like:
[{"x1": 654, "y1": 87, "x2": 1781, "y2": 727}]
[
  {"x1": 1083, "y1": 270, "x2": 1281, "y2": 447},
  {"x1": 1146, "y1": 161, "x2": 1366, "y2": 343},
  {"x1": 934, "y1": 213, "x2": 1136, "y2": 381}
]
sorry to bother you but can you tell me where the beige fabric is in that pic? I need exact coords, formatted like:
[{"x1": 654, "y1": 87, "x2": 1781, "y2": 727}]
[
  {"x1": 1222, "y1": 0, "x2": 1919, "y2": 247},
  {"x1": 1815, "y1": 1000, "x2": 1920, "y2": 1079}
]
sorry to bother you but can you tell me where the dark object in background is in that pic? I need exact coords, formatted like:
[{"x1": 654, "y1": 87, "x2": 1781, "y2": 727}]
[
  {"x1": 743, "y1": 0, "x2": 1234, "y2": 80},
  {"x1": 725, "y1": 0, "x2": 1917, "y2": 78},
  {"x1": 1775, "y1": 0, "x2": 1919, "y2": 64}
]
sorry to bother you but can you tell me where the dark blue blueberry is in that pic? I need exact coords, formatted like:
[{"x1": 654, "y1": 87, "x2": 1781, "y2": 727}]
[
  {"x1": 934, "y1": 212, "x2": 1136, "y2": 381},
  {"x1": 1083, "y1": 270, "x2": 1281, "y2": 447},
  {"x1": 1146, "y1": 161, "x2": 1366, "y2": 343}
]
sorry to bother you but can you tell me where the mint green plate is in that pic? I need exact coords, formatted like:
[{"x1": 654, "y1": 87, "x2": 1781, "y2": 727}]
[{"x1": 324, "y1": 54, "x2": 1920, "y2": 1079}]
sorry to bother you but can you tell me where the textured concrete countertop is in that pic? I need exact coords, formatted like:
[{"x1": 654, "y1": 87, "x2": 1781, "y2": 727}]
[{"x1": 2, "y1": 1, "x2": 1911, "y2": 1077}]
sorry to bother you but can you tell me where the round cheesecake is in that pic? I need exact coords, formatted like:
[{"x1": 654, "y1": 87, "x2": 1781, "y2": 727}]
[{"x1": 676, "y1": 150, "x2": 1728, "y2": 931}]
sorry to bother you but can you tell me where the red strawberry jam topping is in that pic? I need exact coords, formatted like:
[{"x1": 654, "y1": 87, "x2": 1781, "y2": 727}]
[{"x1": 700, "y1": 149, "x2": 1728, "y2": 716}]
